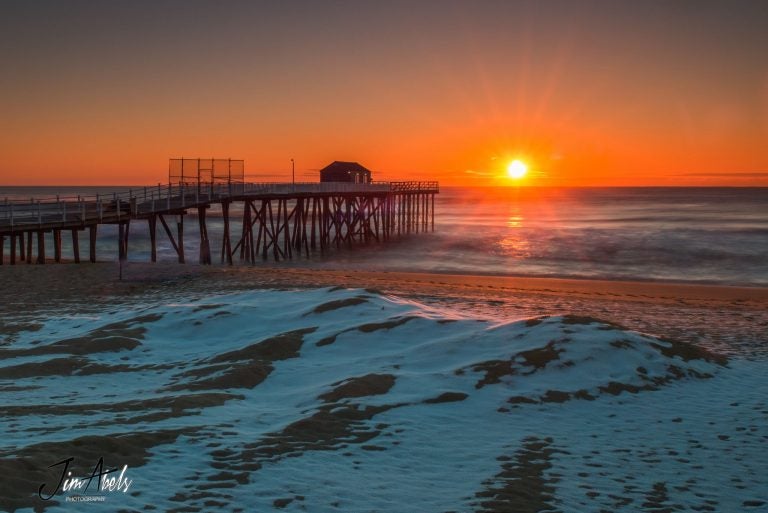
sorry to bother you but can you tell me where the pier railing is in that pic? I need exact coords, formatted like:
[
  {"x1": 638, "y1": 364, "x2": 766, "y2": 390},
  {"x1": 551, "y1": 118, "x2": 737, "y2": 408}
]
[{"x1": 390, "y1": 181, "x2": 440, "y2": 193}]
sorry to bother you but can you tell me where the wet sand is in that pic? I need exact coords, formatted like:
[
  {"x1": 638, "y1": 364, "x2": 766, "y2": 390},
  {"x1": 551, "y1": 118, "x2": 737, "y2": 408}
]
[
  {"x1": 1, "y1": 262, "x2": 766, "y2": 307},
  {"x1": 2, "y1": 262, "x2": 767, "y2": 355}
]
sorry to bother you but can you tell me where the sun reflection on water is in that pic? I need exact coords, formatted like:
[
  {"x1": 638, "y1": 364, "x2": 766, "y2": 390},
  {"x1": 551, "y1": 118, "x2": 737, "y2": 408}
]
[
  {"x1": 497, "y1": 235, "x2": 532, "y2": 258},
  {"x1": 499, "y1": 208, "x2": 532, "y2": 256},
  {"x1": 507, "y1": 214, "x2": 524, "y2": 228}
]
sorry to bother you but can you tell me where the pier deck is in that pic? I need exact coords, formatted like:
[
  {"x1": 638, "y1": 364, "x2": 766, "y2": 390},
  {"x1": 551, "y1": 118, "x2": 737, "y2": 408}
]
[{"x1": 0, "y1": 181, "x2": 439, "y2": 265}]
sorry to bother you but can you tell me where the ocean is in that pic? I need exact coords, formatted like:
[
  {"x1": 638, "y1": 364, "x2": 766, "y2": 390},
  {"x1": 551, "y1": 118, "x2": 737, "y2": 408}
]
[{"x1": 2, "y1": 186, "x2": 767, "y2": 286}]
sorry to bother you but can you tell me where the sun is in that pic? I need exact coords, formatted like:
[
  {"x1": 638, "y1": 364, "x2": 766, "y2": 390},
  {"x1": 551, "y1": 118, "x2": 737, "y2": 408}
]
[{"x1": 507, "y1": 159, "x2": 528, "y2": 179}]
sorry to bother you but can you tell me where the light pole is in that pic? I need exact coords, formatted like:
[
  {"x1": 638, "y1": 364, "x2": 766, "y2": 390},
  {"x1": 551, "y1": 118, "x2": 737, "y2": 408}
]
[{"x1": 291, "y1": 158, "x2": 295, "y2": 190}]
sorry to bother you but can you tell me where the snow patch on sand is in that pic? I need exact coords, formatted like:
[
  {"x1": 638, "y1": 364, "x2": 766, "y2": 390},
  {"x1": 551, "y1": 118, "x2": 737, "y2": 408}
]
[{"x1": 0, "y1": 287, "x2": 765, "y2": 512}]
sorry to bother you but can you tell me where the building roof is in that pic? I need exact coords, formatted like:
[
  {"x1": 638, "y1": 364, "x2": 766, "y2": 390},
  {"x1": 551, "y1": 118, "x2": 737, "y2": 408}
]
[{"x1": 319, "y1": 161, "x2": 372, "y2": 175}]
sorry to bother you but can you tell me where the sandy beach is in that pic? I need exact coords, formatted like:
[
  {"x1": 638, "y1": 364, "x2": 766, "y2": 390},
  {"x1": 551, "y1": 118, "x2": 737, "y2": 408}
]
[{"x1": 2, "y1": 263, "x2": 768, "y2": 512}]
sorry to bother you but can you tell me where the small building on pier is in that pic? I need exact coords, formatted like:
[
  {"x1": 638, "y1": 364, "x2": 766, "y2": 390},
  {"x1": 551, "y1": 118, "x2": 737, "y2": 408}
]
[{"x1": 319, "y1": 161, "x2": 372, "y2": 184}]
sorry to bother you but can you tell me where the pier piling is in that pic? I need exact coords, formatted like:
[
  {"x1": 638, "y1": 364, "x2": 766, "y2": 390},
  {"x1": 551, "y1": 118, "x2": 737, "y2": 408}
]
[
  {"x1": 72, "y1": 229, "x2": 80, "y2": 263},
  {"x1": 36, "y1": 231, "x2": 45, "y2": 264},
  {"x1": 89, "y1": 225, "x2": 97, "y2": 263}
]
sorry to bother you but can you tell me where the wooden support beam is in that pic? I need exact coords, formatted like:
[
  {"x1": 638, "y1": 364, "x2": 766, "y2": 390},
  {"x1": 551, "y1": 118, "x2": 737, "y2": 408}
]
[
  {"x1": 409, "y1": 194, "x2": 413, "y2": 233},
  {"x1": 238, "y1": 201, "x2": 251, "y2": 262},
  {"x1": 198, "y1": 206, "x2": 211, "y2": 265},
  {"x1": 176, "y1": 215, "x2": 185, "y2": 264},
  {"x1": 327, "y1": 196, "x2": 334, "y2": 248},
  {"x1": 431, "y1": 193, "x2": 435, "y2": 231},
  {"x1": 89, "y1": 225, "x2": 97, "y2": 263},
  {"x1": 10, "y1": 233, "x2": 16, "y2": 265},
  {"x1": 248, "y1": 201, "x2": 256, "y2": 263},
  {"x1": 404, "y1": 194, "x2": 408, "y2": 234},
  {"x1": 329, "y1": 197, "x2": 338, "y2": 247},
  {"x1": 286, "y1": 199, "x2": 293, "y2": 259},
  {"x1": 331, "y1": 196, "x2": 343, "y2": 247},
  {"x1": 321, "y1": 197, "x2": 330, "y2": 251},
  {"x1": 381, "y1": 197, "x2": 388, "y2": 241},
  {"x1": 392, "y1": 195, "x2": 396, "y2": 236},
  {"x1": 149, "y1": 216, "x2": 157, "y2": 262},
  {"x1": 419, "y1": 193, "x2": 423, "y2": 231},
  {"x1": 124, "y1": 220, "x2": 131, "y2": 260},
  {"x1": 268, "y1": 200, "x2": 280, "y2": 260},
  {"x1": 295, "y1": 201, "x2": 304, "y2": 256},
  {"x1": 254, "y1": 203, "x2": 263, "y2": 261},
  {"x1": 290, "y1": 200, "x2": 298, "y2": 251},
  {"x1": 290, "y1": 199, "x2": 301, "y2": 252},
  {"x1": 251, "y1": 201, "x2": 259, "y2": 263},
  {"x1": 26, "y1": 231, "x2": 33, "y2": 263},
  {"x1": 158, "y1": 214, "x2": 184, "y2": 263},
  {"x1": 389, "y1": 195, "x2": 397, "y2": 237},
  {"x1": 281, "y1": 199, "x2": 290, "y2": 259},
  {"x1": 36, "y1": 231, "x2": 45, "y2": 264},
  {"x1": 310, "y1": 197, "x2": 317, "y2": 250},
  {"x1": 230, "y1": 201, "x2": 251, "y2": 262},
  {"x1": 419, "y1": 193, "x2": 423, "y2": 230},
  {"x1": 221, "y1": 201, "x2": 232, "y2": 265},
  {"x1": 118, "y1": 223, "x2": 126, "y2": 261},
  {"x1": 407, "y1": 194, "x2": 411, "y2": 233},
  {"x1": 117, "y1": 221, "x2": 130, "y2": 262},
  {"x1": 358, "y1": 197, "x2": 364, "y2": 240},
  {"x1": 345, "y1": 197, "x2": 353, "y2": 246},
  {"x1": 234, "y1": 201, "x2": 259, "y2": 263},
  {"x1": 252, "y1": 202, "x2": 260, "y2": 262},
  {"x1": 408, "y1": 194, "x2": 413, "y2": 233},
  {"x1": 392, "y1": 195, "x2": 396, "y2": 237},
  {"x1": 397, "y1": 194, "x2": 401, "y2": 235},
  {"x1": 53, "y1": 229, "x2": 62, "y2": 263},
  {"x1": 273, "y1": 200, "x2": 283, "y2": 260},
  {"x1": 422, "y1": 193, "x2": 426, "y2": 231},
  {"x1": 415, "y1": 192, "x2": 420, "y2": 233},
  {"x1": 349, "y1": 197, "x2": 355, "y2": 240},
  {"x1": 302, "y1": 198, "x2": 310, "y2": 256},
  {"x1": 372, "y1": 198, "x2": 380, "y2": 242},
  {"x1": 72, "y1": 229, "x2": 80, "y2": 263},
  {"x1": 346, "y1": 197, "x2": 356, "y2": 244},
  {"x1": 423, "y1": 193, "x2": 426, "y2": 230}
]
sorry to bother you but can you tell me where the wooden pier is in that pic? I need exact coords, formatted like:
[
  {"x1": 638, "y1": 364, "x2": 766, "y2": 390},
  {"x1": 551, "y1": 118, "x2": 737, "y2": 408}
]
[{"x1": 0, "y1": 181, "x2": 439, "y2": 265}]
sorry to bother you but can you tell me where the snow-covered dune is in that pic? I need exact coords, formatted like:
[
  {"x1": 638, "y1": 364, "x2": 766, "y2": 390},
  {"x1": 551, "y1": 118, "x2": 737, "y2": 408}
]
[{"x1": 0, "y1": 288, "x2": 765, "y2": 512}]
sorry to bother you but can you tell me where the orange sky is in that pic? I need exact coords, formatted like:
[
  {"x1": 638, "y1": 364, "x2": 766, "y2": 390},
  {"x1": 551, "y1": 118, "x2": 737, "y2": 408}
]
[{"x1": 1, "y1": 1, "x2": 767, "y2": 187}]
